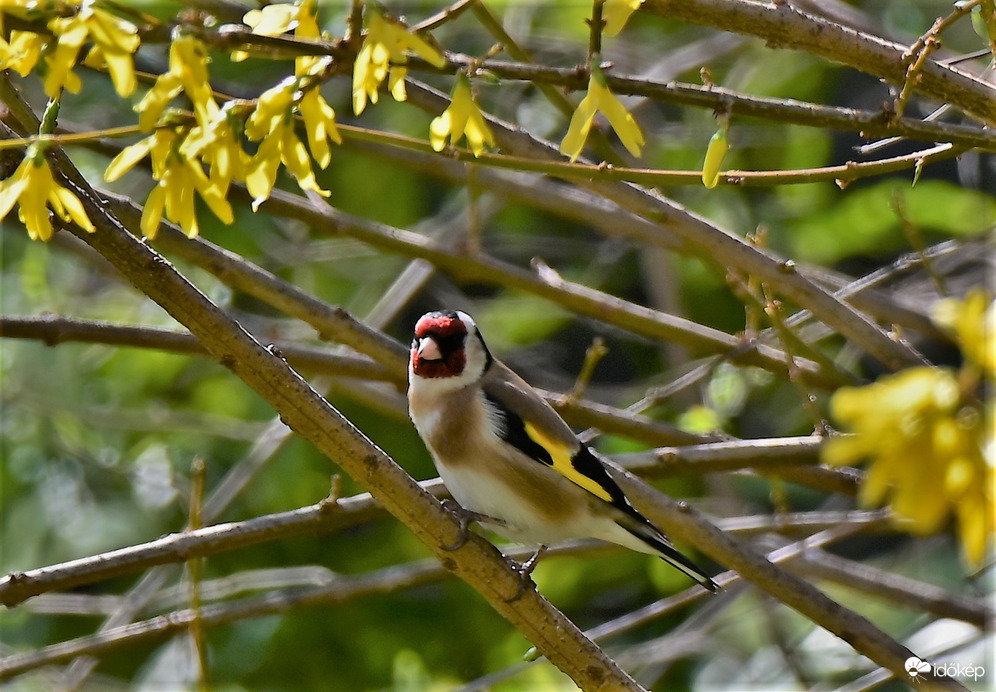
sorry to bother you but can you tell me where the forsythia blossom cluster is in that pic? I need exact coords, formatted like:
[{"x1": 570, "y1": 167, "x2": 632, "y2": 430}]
[
  {"x1": 0, "y1": 145, "x2": 95, "y2": 241},
  {"x1": 3, "y1": 0, "x2": 647, "y2": 244},
  {"x1": 107, "y1": 35, "x2": 232, "y2": 237},
  {"x1": 0, "y1": 1, "x2": 135, "y2": 241},
  {"x1": 352, "y1": 9, "x2": 446, "y2": 115},
  {"x1": 239, "y1": 0, "x2": 341, "y2": 208},
  {"x1": 106, "y1": 127, "x2": 234, "y2": 238},
  {"x1": 0, "y1": 0, "x2": 139, "y2": 98},
  {"x1": 106, "y1": 1, "x2": 343, "y2": 233},
  {"x1": 823, "y1": 289, "x2": 994, "y2": 566}
]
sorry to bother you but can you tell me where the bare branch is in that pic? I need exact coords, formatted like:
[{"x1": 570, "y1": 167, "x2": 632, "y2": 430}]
[
  {"x1": 0, "y1": 315, "x2": 400, "y2": 385},
  {"x1": 643, "y1": 0, "x2": 996, "y2": 124},
  {"x1": 0, "y1": 77, "x2": 646, "y2": 692},
  {"x1": 794, "y1": 549, "x2": 992, "y2": 628}
]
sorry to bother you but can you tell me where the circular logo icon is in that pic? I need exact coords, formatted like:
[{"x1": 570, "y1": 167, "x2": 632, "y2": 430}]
[{"x1": 906, "y1": 656, "x2": 931, "y2": 677}]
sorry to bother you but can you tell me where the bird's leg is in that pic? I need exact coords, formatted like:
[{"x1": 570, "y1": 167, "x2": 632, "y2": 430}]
[
  {"x1": 440, "y1": 499, "x2": 505, "y2": 551},
  {"x1": 505, "y1": 545, "x2": 548, "y2": 602}
]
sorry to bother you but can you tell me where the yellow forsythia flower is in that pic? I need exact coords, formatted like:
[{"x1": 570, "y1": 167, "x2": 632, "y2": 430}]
[
  {"x1": 0, "y1": 30, "x2": 45, "y2": 76},
  {"x1": 430, "y1": 73, "x2": 495, "y2": 157},
  {"x1": 245, "y1": 80, "x2": 330, "y2": 209},
  {"x1": 105, "y1": 128, "x2": 233, "y2": 238},
  {"x1": 352, "y1": 10, "x2": 446, "y2": 115},
  {"x1": 181, "y1": 105, "x2": 250, "y2": 196},
  {"x1": 291, "y1": 1, "x2": 341, "y2": 170},
  {"x1": 603, "y1": 0, "x2": 645, "y2": 37},
  {"x1": 932, "y1": 288, "x2": 995, "y2": 380},
  {"x1": 233, "y1": 1, "x2": 310, "y2": 62},
  {"x1": 136, "y1": 35, "x2": 218, "y2": 131},
  {"x1": 0, "y1": 147, "x2": 95, "y2": 241},
  {"x1": 701, "y1": 126, "x2": 729, "y2": 189},
  {"x1": 560, "y1": 60, "x2": 644, "y2": 162},
  {"x1": 824, "y1": 367, "x2": 993, "y2": 566},
  {"x1": 44, "y1": 2, "x2": 140, "y2": 98}
]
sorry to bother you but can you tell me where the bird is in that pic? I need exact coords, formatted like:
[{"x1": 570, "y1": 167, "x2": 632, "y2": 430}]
[{"x1": 407, "y1": 309, "x2": 718, "y2": 592}]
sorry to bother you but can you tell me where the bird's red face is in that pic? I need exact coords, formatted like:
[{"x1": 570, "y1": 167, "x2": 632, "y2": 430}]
[{"x1": 410, "y1": 311, "x2": 469, "y2": 379}]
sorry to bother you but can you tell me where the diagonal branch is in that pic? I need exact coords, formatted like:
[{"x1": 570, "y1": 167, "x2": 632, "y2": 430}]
[
  {"x1": 643, "y1": 0, "x2": 996, "y2": 124},
  {"x1": 0, "y1": 76, "x2": 645, "y2": 692},
  {"x1": 402, "y1": 79, "x2": 927, "y2": 373}
]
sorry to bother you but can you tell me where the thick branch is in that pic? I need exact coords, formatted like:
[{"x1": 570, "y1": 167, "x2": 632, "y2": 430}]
[
  {"x1": 608, "y1": 467, "x2": 967, "y2": 690},
  {"x1": 0, "y1": 77, "x2": 643, "y2": 692},
  {"x1": 644, "y1": 0, "x2": 996, "y2": 124},
  {"x1": 794, "y1": 549, "x2": 991, "y2": 628},
  {"x1": 256, "y1": 187, "x2": 841, "y2": 388}
]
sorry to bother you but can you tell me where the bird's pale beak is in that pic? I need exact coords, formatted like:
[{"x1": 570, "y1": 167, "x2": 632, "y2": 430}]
[{"x1": 416, "y1": 337, "x2": 442, "y2": 361}]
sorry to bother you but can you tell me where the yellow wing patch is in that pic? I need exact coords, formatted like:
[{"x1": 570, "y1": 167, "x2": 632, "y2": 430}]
[{"x1": 523, "y1": 422, "x2": 613, "y2": 503}]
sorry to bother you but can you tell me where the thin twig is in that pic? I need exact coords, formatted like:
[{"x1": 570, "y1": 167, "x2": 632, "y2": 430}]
[
  {"x1": 186, "y1": 459, "x2": 210, "y2": 692},
  {"x1": 0, "y1": 316, "x2": 402, "y2": 385},
  {"x1": 895, "y1": 0, "x2": 983, "y2": 119},
  {"x1": 793, "y1": 549, "x2": 991, "y2": 628}
]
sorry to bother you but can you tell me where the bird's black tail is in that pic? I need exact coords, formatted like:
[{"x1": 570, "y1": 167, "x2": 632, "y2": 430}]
[{"x1": 618, "y1": 519, "x2": 719, "y2": 592}]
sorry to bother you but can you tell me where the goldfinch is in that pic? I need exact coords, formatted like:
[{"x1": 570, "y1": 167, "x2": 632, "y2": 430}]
[{"x1": 407, "y1": 310, "x2": 718, "y2": 592}]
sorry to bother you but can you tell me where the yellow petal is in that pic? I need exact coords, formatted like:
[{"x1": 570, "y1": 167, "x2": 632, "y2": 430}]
[
  {"x1": 243, "y1": 4, "x2": 299, "y2": 36},
  {"x1": 299, "y1": 90, "x2": 340, "y2": 169},
  {"x1": 19, "y1": 202, "x2": 53, "y2": 241},
  {"x1": 102, "y1": 49, "x2": 137, "y2": 97},
  {"x1": 44, "y1": 16, "x2": 88, "y2": 98},
  {"x1": 136, "y1": 72, "x2": 183, "y2": 131},
  {"x1": 279, "y1": 125, "x2": 328, "y2": 197},
  {"x1": 956, "y1": 493, "x2": 990, "y2": 567},
  {"x1": 246, "y1": 129, "x2": 282, "y2": 207},
  {"x1": 603, "y1": 0, "x2": 644, "y2": 37},
  {"x1": 141, "y1": 183, "x2": 167, "y2": 238},
  {"x1": 388, "y1": 66, "x2": 407, "y2": 102},
  {"x1": 0, "y1": 159, "x2": 32, "y2": 220},
  {"x1": 559, "y1": 91, "x2": 599, "y2": 162},
  {"x1": 593, "y1": 79, "x2": 644, "y2": 158},
  {"x1": 429, "y1": 112, "x2": 452, "y2": 152},
  {"x1": 465, "y1": 112, "x2": 495, "y2": 157},
  {"x1": 85, "y1": 7, "x2": 139, "y2": 54},
  {"x1": 400, "y1": 27, "x2": 446, "y2": 68},
  {"x1": 105, "y1": 136, "x2": 155, "y2": 182},
  {"x1": 185, "y1": 158, "x2": 234, "y2": 225},
  {"x1": 50, "y1": 184, "x2": 95, "y2": 232}
]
